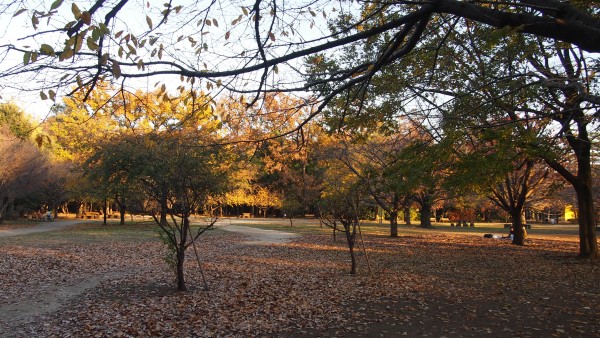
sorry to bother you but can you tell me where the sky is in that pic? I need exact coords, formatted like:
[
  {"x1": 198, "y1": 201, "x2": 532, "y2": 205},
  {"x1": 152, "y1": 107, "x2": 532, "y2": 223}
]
[{"x1": 0, "y1": 0, "x2": 343, "y2": 122}]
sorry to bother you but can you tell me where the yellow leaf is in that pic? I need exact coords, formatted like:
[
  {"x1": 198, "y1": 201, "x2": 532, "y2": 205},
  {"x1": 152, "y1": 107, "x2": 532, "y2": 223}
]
[{"x1": 242, "y1": 7, "x2": 248, "y2": 16}]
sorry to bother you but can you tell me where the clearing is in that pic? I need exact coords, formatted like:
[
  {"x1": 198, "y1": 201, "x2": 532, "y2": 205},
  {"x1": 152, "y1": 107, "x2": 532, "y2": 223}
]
[{"x1": 0, "y1": 218, "x2": 598, "y2": 337}]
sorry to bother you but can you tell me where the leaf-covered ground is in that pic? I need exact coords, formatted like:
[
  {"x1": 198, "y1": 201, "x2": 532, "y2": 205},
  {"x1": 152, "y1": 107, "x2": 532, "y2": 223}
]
[{"x1": 0, "y1": 223, "x2": 599, "y2": 337}]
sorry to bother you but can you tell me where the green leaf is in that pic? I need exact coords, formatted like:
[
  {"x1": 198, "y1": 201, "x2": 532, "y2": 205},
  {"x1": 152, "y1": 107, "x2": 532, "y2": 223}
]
[
  {"x1": 86, "y1": 37, "x2": 99, "y2": 51},
  {"x1": 13, "y1": 8, "x2": 27, "y2": 17},
  {"x1": 59, "y1": 47, "x2": 73, "y2": 61},
  {"x1": 40, "y1": 44, "x2": 55, "y2": 56},
  {"x1": 31, "y1": 14, "x2": 39, "y2": 29},
  {"x1": 111, "y1": 60, "x2": 121, "y2": 78},
  {"x1": 50, "y1": 0, "x2": 63, "y2": 11},
  {"x1": 100, "y1": 53, "x2": 109, "y2": 65},
  {"x1": 23, "y1": 51, "x2": 31, "y2": 65},
  {"x1": 71, "y1": 3, "x2": 81, "y2": 18}
]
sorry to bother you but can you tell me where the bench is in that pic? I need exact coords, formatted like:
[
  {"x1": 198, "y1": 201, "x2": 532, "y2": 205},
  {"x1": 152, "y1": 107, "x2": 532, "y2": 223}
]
[
  {"x1": 82, "y1": 212, "x2": 101, "y2": 219},
  {"x1": 504, "y1": 223, "x2": 531, "y2": 229},
  {"x1": 304, "y1": 214, "x2": 315, "y2": 219},
  {"x1": 240, "y1": 212, "x2": 251, "y2": 218},
  {"x1": 451, "y1": 220, "x2": 473, "y2": 227}
]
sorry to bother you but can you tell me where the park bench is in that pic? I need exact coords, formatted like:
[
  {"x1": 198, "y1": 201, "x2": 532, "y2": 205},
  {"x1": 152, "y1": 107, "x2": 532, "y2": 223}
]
[
  {"x1": 304, "y1": 214, "x2": 315, "y2": 219},
  {"x1": 82, "y1": 211, "x2": 101, "y2": 219},
  {"x1": 504, "y1": 223, "x2": 531, "y2": 229},
  {"x1": 451, "y1": 220, "x2": 473, "y2": 227},
  {"x1": 239, "y1": 212, "x2": 251, "y2": 218}
]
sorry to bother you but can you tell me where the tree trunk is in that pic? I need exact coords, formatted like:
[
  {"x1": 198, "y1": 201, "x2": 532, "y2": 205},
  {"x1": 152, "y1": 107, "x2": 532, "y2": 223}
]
[
  {"x1": 103, "y1": 197, "x2": 107, "y2": 225},
  {"x1": 345, "y1": 226, "x2": 356, "y2": 275},
  {"x1": 404, "y1": 206, "x2": 411, "y2": 225},
  {"x1": 389, "y1": 211, "x2": 398, "y2": 237},
  {"x1": 511, "y1": 208, "x2": 525, "y2": 246},
  {"x1": 574, "y1": 182, "x2": 598, "y2": 258},
  {"x1": 419, "y1": 199, "x2": 433, "y2": 228},
  {"x1": 176, "y1": 248, "x2": 186, "y2": 291},
  {"x1": 160, "y1": 191, "x2": 168, "y2": 226},
  {"x1": 544, "y1": 116, "x2": 598, "y2": 258},
  {"x1": 176, "y1": 217, "x2": 190, "y2": 291}
]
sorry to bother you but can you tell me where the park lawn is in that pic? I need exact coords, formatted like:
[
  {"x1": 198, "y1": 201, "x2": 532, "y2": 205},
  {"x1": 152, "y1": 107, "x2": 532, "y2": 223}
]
[
  {"x1": 0, "y1": 220, "x2": 598, "y2": 337},
  {"x1": 228, "y1": 217, "x2": 581, "y2": 242}
]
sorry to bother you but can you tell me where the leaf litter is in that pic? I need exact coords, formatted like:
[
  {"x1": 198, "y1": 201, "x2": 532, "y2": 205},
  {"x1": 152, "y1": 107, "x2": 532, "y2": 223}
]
[{"x1": 0, "y1": 227, "x2": 598, "y2": 337}]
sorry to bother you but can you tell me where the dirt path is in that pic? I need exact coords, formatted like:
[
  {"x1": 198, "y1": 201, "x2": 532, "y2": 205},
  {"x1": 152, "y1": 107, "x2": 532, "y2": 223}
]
[
  {"x1": 216, "y1": 222, "x2": 298, "y2": 244},
  {"x1": 0, "y1": 219, "x2": 85, "y2": 238},
  {"x1": 0, "y1": 220, "x2": 298, "y2": 337}
]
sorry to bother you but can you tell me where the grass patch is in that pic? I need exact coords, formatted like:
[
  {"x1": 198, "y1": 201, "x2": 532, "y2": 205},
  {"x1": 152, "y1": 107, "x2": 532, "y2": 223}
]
[
  {"x1": 228, "y1": 217, "x2": 581, "y2": 241},
  {"x1": 0, "y1": 222, "x2": 161, "y2": 247}
]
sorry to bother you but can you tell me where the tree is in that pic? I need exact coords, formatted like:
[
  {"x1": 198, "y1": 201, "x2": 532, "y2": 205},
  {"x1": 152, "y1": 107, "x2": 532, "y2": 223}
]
[
  {"x1": 428, "y1": 26, "x2": 600, "y2": 256},
  {"x1": 334, "y1": 130, "x2": 413, "y2": 236},
  {"x1": 0, "y1": 103, "x2": 34, "y2": 139},
  {"x1": 1, "y1": 1, "x2": 598, "y2": 256},
  {"x1": 89, "y1": 131, "x2": 229, "y2": 291},
  {"x1": 318, "y1": 147, "x2": 369, "y2": 275},
  {"x1": 0, "y1": 127, "x2": 48, "y2": 222}
]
